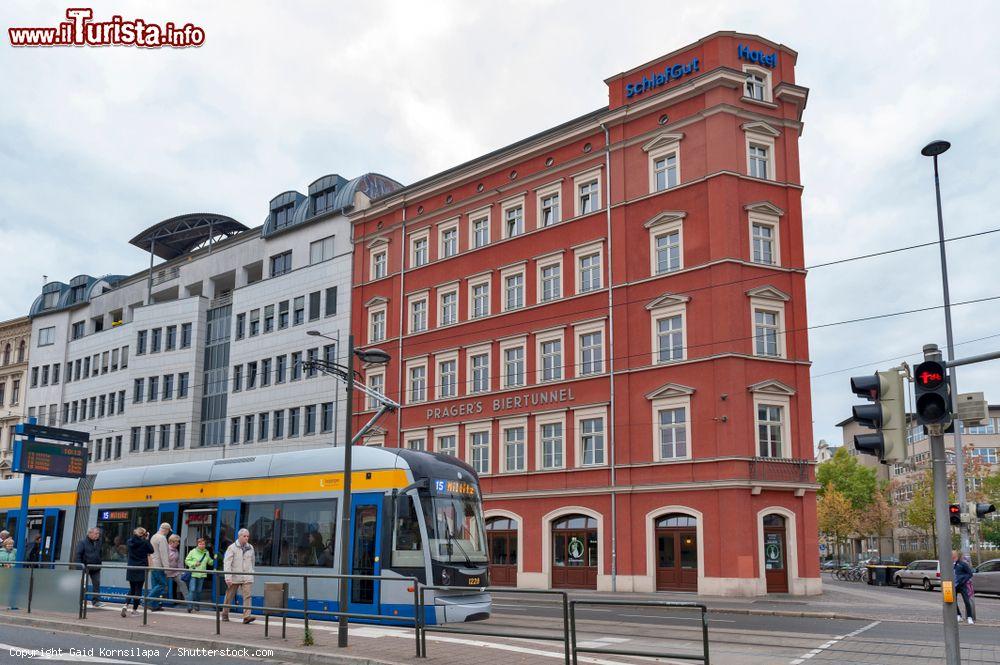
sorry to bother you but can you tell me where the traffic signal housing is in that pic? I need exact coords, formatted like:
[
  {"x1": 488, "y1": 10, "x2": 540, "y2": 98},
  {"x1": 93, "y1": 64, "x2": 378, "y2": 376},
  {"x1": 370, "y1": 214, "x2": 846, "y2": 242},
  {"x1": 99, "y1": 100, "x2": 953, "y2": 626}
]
[
  {"x1": 949, "y1": 504, "x2": 962, "y2": 526},
  {"x1": 913, "y1": 360, "x2": 951, "y2": 426},
  {"x1": 968, "y1": 502, "x2": 997, "y2": 521},
  {"x1": 849, "y1": 369, "x2": 906, "y2": 463}
]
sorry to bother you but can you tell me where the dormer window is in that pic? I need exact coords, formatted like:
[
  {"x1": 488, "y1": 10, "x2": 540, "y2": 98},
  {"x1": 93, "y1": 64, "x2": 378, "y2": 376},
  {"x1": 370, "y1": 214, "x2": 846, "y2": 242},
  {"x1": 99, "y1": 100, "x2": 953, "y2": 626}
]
[
  {"x1": 312, "y1": 187, "x2": 337, "y2": 216},
  {"x1": 273, "y1": 203, "x2": 295, "y2": 230},
  {"x1": 70, "y1": 284, "x2": 87, "y2": 303},
  {"x1": 42, "y1": 292, "x2": 58, "y2": 309}
]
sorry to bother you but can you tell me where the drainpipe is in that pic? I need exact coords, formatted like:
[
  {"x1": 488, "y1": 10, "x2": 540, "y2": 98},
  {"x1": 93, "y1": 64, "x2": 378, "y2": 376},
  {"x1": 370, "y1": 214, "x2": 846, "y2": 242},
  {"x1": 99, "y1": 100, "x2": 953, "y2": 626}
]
[
  {"x1": 601, "y1": 122, "x2": 618, "y2": 592},
  {"x1": 397, "y1": 202, "x2": 407, "y2": 445}
]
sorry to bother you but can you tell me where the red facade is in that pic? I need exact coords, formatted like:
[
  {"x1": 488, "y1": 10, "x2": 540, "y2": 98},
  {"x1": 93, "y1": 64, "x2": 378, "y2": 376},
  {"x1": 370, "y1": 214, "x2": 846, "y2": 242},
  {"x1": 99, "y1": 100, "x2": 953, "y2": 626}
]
[{"x1": 349, "y1": 31, "x2": 819, "y2": 595}]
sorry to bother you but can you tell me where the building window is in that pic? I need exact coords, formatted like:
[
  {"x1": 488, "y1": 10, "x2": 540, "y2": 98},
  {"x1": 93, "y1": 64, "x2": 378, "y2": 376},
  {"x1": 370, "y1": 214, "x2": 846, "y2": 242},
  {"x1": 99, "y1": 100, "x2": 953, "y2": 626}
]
[
  {"x1": 293, "y1": 296, "x2": 305, "y2": 325},
  {"x1": 145, "y1": 425, "x2": 156, "y2": 451},
  {"x1": 272, "y1": 203, "x2": 294, "y2": 229},
  {"x1": 654, "y1": 228, "x2": 681, "y2": 274},
  {"x1": 657, "y1": 407, "x2": 688, "y2": 460},
  {"x1": 410, "y1": 298, "x2": 428, "y2": 333},
  {"x1": 757, "y1": 404, "x2": 784, "y2": 457},
  {"x1": 578, "y1": 180, "x2": 599, "y2": 215},
  {"x1": 580, "y1": 417, "x2": 605, "y2": 466},
  {"x1": 71, "y1": 321, "x2": 85, "y2": 340},
  {"x1": 276, "y1": 301, "x2": 289, "y2": 330},
  {"x1": 136, "y1": 330, "x2": 147, "y2": 354},
  {"x1": 372, "y1": 250, "x2": 388, "y2": 279},
  {"x1": 504, "y1": 205, "x2": 524, "y2": 238},
  {"x1": 260, "y1": 358, "x2": 272, "y2": 387},
  {"x1": 232, "y1": 364, "x2": 243, "y2": 391},
  {"x1": 38, "y1": 326, "x2": 55, "y2": 347},
  {"x1": 438, "y1": 359, "x2": 457, "y2": 398},
  {"x1": 247, "y1": 361, "x2": 258, "y2": 389},
  {"x1": 180, "y1": 322, "x2": 192, "y2": 348},
  {"x1": 436, "y1": 434, "x2": 457, "y2": 457},
  {"x1": 289, "y1": 407, "x2": 301, "y2": 437},
  {"x1": 406, "y1": 436, "x2": 426, "y2": 451},
  {"x1": 366, "y1": 371, "x2": 384, "y2": 410},
  {"x1": 309, "y1": 291, "x2": 321, "y2": 321},
  {"x1": 273, "y1": 410, "x2": 285, "y2": 439},
  {"x1": 504, "y1": 272, "x2": 524, "y2": 311},
  {"x1": 271, "y1": 251, "x2": 293, "y2": 277},
  {"x1": 275, "y1": 355, "x2": 286, "y2": 384},
  {"x1": 147, "y1": 376, "x2": 159, "y2": 402},
  {"x1": 754, "y1": 309, "x2": 781, "y2": 357},
  {"x1": 579, "y1": 331, "x2": 603, "y2": 375},
  {"x1": 503, "y1": 426, "x2": 525, "y2": 472},
  {"x1": 249, "y1": 309, "x2": 260, "y2": 337},
  {"x1": 306, "y1": 348, "x2": 318, "y2": 378},
  {"x1": 656, "y1": 314, "x2": 684, "y2": 363},
  {"x1": 471, "y1": 280, "x2": 490, "y2": 318},
  {"x1": 540, "y1": 191, "x2": 561, "y2": 227},
  {"x1": 321, "y1": 402, "x2": 334, "y2": 433},
  {"x1": 470, "y1": 352, "x2": 490, "y2": 393},
  {"x1": 150, "y1": 328, "x2": 162, "y2": 353},
  {"x1": 309, "y1": 235, "x2": 335, "y2": 265},
  {"x1": 972, "y1": 447, "x2": 998, "y2": 464},
  {"x1": 751, "y1": 222, "x2": 776, "y2": 265},
  {"x1": 244, "y1": 415, "x2": 254, "y2": 443},
  {"x1": 178, "y1": 372, "x2": 189, "y2": 398},
  {"x1": 162, "y1": 374, "x2": 174, "y2": 400},
  {"x1": 133, "y1": 378, "x2": 144, "y2": 403},
  {"x1": 173, "y1": 423, "x2": 186, "y2": 449},
  {"x1": 412, "y1": 235, "x2": 429, "y2": 267},
  {"x1": 369, "y1": 307, "x2": 386, "y2": 343},
  {"x1": 472, "y1": 216, "x2": 490, "y2": 248},
  {"x1": 439, "y1": 290, "x2": 458, "y2": 326},
  {"x1": 408, "y1": 365, "x2": 427, "y2": 403},
  {"x1": 541, "y1": 422, "x2": 564, "y2": 469},
  {"x1": 291, "y1": 352, "x2": 302, "y2": 381},
  {"x1": 746, "y1": 72, "x2": 766, "y2": 100},
  {"x1": 235, "y1": 314, "x2": 245, "y2": 340},
  {"x1": 748, "y1": 144, "x2": 769, "y2": 179},
  {"x1": 577, "y1": 250, "x2": 602, "y2": 293},
  {"x1": 540, "y1": 338, "x2": 562, "y2": 382},
  {"x1": 263, "y1": 305, "x2": 275, "y2": 333},
  {"x1": 441, "y1": 226, "x2": 458, "y2": 258},
  {"x1": 539, "y1": 261, "x2": 562, "y2": 302},
  {"x1": 470, "y1": 430, "x2": 490, "y2": 474},
  {"x1": 503, "y1": 346, "x2": 525, "y2": 387},
  {"x1": 653, "y1": 152, "x2": 678, "y2": 191},
  {"x1": 305, "y1": 405, "x2": 317, "y2": 435}
]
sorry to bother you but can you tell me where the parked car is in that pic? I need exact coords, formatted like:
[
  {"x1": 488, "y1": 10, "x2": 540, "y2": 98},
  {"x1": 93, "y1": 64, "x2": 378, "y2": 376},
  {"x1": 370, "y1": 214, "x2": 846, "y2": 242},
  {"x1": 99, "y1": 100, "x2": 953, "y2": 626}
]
[
  {"x1": 894, "y1": 560, "x2": 941, "y2": 590},
  {"x1": 820, "y1": 559, "x2": 840, "y2": 571},
  {"x1": 974, "y1": 559, "x2": 1000, "y2": 595}
]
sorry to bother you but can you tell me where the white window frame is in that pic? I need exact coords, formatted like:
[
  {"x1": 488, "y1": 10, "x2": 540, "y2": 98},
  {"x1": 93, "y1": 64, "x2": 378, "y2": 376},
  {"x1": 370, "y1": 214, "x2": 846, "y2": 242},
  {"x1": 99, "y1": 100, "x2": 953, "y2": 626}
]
[
  {"x1": 439, "y1": 220, "x2": 460, "y2": 259},
  {"x1": 500, "y1": 417, "x2": 528, "y2": 474},
  {"x1": 535, "y1": 328, "x2": 565, "y2": 384},
  {"x1": 365, "y1": 369, "x2": 385, "y2": 411},
  {"x1": 536, "y1": 253, "x2": 564, "y2": 303},
  {"x1": 573, "y1": 169, "x2": 602, "y2": 217},
  {"x1": 499, "y1": 337, "x2": 527, "y2": 388},
  {"x1": 574, "y1": 319, "x2": 606, "y2": 377},
  {"x1": 368, "y1": 302, "x2": 388, "y2": 344},
  {"x1": 501, "y1": 264, "x2": 527, "y2": 312},
  {"x1": 433, "y1": 425, "x2": 459, "y2": 457},
  {"x1": 573, "y1": 241, "x2": 604, "y2": 294},
  {"x1": 408, "y1": 292, "x2": 429, "y2": 334},
  {"x1": 742, "y1": 64, "x2": 773, "y2": 102},
  {"x1": 748, "y1": 210, "x2": 781, "y2": 266},
  {"x1": 651, "y1": 394, "x2": 692, "y2": 462},
  {"x1": 406, "y1": 359, "x2": 428, "y2": 404},
  {"x1": 410, "y1": 229, "x2": 430, "y2": 268},
  {"x1": 649, "y1": 301, "x2": 687, "y2": 364},
  {"x1": 535, "y1": 412, "x2": 567, "y2": 471},
  {"x1": 649, "y1": 144, "x2": 680, "y2": 193},
  {"x1": 437, "y1": 284, "x2": 459, "y2": 327},
  {"x1": 403, "y1": 429, "x2": 429, "y2": 452},
  {"x1": 500, "y1": 196, "x2": 526, "y2": 239},
  {"x1": 647, "y1": 215, "x2": 684, "y2": 275},
  {"x1": 536, "y1": 182, "x2": 562, "y2": 228},
  {"x1": 435, "y1": 351, "x2": 459, "y2": 400},
  {"x1": 466, "y1": 422, "x2": 492, "y2": 475},
  {"x1": 744, "y1": 131, "x2": 776, "y2": 181},
  {"x1": 753, "y1": 394, "x2": 791, "y2": 459},
  {"x1": 750, "y1": 295, "x2": 787, "y2": 359},
  {"x1": 466, "y1": 344, "x2": 492, "y2": 394},
  {"x1": 469, "y1": 207, "x2": 491, "y2": 249},
  {"x1": 371, "y1": 247, "x2": 388, "y2": 280},
  {"x1": 468, "y1": 273, "x2": 492, "y2": 319},
  {"x1": 574, "y1": 406, "x2": 607, "y2": 467}
]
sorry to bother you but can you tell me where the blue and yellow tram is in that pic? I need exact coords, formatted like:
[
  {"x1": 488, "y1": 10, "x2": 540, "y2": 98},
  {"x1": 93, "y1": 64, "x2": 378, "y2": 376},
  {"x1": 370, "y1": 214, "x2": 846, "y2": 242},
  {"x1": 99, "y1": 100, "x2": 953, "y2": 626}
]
[{"x1": 0, "y1": 446, "x2": 491, "y2": 624}]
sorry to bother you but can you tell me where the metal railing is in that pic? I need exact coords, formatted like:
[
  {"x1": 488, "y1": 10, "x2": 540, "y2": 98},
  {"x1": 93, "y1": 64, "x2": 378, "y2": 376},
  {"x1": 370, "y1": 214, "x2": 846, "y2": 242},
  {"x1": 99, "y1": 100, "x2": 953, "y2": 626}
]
[
  {"x1": 749, "y1": 457, "x2": 811, "y2": 483},
  {"x1": 570, "y1": 599, "x2": 710, "y2": 664},
  {"x1": 151, "y1": 266, "x2": 180, "y2": 286},
  {"x1": 417, "y1": 585, "x2": 569, "y2": 664}
]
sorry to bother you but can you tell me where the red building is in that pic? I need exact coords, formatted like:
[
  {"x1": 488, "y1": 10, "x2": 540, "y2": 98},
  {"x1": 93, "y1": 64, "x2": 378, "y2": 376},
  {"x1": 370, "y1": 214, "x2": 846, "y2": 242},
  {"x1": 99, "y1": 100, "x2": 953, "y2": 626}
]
[{"x1": 349, "y1": 31, "x2": 819, "y2": 596}]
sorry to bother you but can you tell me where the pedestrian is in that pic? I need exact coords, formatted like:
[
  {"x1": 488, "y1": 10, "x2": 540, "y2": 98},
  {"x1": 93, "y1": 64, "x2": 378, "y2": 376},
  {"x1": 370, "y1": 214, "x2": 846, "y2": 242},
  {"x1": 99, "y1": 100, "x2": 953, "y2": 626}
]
[
  {"x1": 0, "y1": 530, "x2": 9, "y2": 544},
  {"x1": 26, "y1": 535, "x2": 41, "y2": 566},
  {"x1": 166, "y1": 534, "x2": 188, "y2": 606},
  {"x1": 184, "y1": 537, "x2": 211, "y2": 613},
  {"x1": 122, "y1": 527, "x2": 153, "y2": 617},
  {"x1": 222, "y1": 528, "x2": 256, "y2": 624},
  {"x1": 75, "y1": 527, "x2": 104, "y2": 607},
  {"x1": 147, "y1": 522, "x2": 171, "y2": 612},
  {"x1": 952, "y1": 550, "x2": 976, "y2": 625},
  {"x1": 0, "y1": 538, "x2": 16, "y2": 567}
]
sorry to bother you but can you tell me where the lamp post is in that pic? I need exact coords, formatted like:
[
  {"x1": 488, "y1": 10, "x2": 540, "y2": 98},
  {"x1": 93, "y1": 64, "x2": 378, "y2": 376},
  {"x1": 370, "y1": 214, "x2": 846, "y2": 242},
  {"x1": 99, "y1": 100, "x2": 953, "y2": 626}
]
[
  {"x1": 920, "y1": 139, "x2": 970, "y2": 557},
  {"x1": 306, "y1": 331, "x2": 392, "y2": 647}
]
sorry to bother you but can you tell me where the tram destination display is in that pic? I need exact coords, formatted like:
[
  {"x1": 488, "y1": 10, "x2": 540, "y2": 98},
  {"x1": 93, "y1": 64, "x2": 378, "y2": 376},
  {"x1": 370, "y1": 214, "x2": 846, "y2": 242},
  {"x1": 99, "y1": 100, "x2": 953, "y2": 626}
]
[{"x1": 12, "y1": 439, "x2": 88, "y2": 478}]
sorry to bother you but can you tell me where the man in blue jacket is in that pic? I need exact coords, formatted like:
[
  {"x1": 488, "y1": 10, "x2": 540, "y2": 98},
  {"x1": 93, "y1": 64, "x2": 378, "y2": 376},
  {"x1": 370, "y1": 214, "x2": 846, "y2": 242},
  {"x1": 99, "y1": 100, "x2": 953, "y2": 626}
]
[{"x1": 952, "y1": 550, "x2": 976, "y2": 625}]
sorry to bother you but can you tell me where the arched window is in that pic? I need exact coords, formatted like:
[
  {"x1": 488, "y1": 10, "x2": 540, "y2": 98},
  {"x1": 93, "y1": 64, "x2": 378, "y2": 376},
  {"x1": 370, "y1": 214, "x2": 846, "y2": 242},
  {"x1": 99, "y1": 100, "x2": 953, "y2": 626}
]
[
  {"x1": 2, "y1": 343, "x2": 9, "y2": 365},
  {"x1": 763, "y1": 513, "x2": 785, "y2": 528},
  {"x1": 656, "y1": 514, "x2": 697, "y2": 528},
  {"x1": 485, "y1": 517, "x2": 516, "y2": 531},
  {"x1": 552, "y1": 515, "x2": 597, "y2": 530},
  {"x1": 17, "y1": 340, "x2": 25, "y2": 363}
]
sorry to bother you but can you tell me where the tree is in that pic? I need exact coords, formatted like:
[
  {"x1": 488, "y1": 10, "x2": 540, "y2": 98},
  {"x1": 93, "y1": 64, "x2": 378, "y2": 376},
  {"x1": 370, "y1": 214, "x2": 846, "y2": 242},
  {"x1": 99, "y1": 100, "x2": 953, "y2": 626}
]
[
  {"x1": 901, "y1": 470, "x2": 937, "y2": 552},
  {"x1": 818, "y1": 487, "x2": 856, "y2": 564},
  {"x1": 817, "y1": 448, "x2": 879, "y2": 511},
  {"x1": 855, "y1": 486, "x2": 895, "y2": 558}
]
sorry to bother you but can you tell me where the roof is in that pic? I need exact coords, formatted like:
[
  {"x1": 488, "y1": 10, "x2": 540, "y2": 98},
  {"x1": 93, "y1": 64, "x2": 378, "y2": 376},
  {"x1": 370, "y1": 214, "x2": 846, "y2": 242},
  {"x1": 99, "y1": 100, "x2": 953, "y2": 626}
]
[
  {"x1": 129, "y1": 213, "x2": 249, "y2": 260},
  {"x1": 262, "y1": 173, "x2": 403, "y2": 238}
]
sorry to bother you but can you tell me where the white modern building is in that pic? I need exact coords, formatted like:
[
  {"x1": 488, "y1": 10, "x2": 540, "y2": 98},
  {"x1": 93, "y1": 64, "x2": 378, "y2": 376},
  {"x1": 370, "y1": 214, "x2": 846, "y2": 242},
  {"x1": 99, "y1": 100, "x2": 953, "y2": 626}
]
[{"x1": 23, "y1": 172, "x2": 401, "y2": 469}]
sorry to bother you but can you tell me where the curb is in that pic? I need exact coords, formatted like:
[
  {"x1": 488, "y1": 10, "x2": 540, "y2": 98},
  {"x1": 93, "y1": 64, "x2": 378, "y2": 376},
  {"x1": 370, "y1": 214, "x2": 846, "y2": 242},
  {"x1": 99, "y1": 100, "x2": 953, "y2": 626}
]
[{"x1": 0, "y1": 613, "x2": 405, "y2": 665}]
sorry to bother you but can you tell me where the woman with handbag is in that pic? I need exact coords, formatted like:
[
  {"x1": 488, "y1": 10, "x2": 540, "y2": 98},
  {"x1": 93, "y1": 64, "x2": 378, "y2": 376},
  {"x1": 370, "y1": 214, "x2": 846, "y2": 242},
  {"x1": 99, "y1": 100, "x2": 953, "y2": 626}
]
[
  {"x1": 184, "y1": 537, "x2": 212, "y2": 613},
  {"x1": 166, "y1": 535, "x2": 188, "y2": 607}
]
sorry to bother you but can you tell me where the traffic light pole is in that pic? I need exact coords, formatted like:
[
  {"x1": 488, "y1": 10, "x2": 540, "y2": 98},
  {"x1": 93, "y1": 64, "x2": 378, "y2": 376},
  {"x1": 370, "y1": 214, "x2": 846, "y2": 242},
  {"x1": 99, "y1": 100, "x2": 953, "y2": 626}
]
[{"x1": 924, "y1": 345, "x2": 961, "y2": 665}]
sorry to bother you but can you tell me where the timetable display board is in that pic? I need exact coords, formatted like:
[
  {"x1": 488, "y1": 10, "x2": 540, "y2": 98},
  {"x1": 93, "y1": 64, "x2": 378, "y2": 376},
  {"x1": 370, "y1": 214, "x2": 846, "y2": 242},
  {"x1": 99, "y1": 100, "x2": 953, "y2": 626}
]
[{"x1": 13, "y1": 439, "x2": 88, "y2": 478}]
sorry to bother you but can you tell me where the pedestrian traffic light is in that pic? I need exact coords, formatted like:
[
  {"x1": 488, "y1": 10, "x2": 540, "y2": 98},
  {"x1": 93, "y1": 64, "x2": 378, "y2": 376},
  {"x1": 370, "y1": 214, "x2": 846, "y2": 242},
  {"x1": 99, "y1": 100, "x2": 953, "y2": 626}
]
[
  {"x1": 967, "y1": 502, "x2": 997, "y2": 521},
  {"x1": 949, "y1": 504, "x2": 962, "y2": 526},
  {"x1": 913, "y1": 360, "x2": 951, "y2": 426},
  {"x1": 849, "y1": 369, "x2": 906, "y2": 463}
]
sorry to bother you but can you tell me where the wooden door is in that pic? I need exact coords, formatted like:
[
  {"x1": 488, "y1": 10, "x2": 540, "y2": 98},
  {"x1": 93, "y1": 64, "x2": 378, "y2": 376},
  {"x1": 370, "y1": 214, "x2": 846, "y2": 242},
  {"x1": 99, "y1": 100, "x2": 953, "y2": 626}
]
[
  {"x1": 551, "y1": 516, "x2": 597, "y2": 589},
  {"x1": 763, "y1": 514, "x2": 788, "y2": 593},
  {"x1": 486, "y1": 518, "x2": 518, "y2": 587}
]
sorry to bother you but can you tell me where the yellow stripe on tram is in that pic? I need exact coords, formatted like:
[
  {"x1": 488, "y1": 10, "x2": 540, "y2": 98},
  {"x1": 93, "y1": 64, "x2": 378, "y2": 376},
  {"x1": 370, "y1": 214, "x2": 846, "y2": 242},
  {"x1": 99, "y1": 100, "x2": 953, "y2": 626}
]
[
  {"x1": 90, "y1": 469, "x2": 409, "y2": 505},
  {"x1": 0, "y1": 492, "x2": 78, "y2": 509}
]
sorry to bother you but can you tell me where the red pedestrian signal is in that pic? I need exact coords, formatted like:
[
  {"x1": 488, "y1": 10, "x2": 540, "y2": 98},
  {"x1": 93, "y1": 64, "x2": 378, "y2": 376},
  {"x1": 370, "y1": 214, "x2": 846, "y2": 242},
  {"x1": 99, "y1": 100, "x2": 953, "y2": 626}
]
[
  {"x1": 913, "y1": 360, "x2": 951, "y2": 426},
  {"x1": 949, "y1": 504, "x2": 962, "y2": 526}
]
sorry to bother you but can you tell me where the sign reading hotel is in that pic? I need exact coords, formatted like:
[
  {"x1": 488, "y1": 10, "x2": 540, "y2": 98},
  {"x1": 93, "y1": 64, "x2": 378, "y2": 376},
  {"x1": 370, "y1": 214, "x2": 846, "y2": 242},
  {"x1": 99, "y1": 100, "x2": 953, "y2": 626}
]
[{"x1": 426, "y1": 387, "x2": 576, "y2": 420}]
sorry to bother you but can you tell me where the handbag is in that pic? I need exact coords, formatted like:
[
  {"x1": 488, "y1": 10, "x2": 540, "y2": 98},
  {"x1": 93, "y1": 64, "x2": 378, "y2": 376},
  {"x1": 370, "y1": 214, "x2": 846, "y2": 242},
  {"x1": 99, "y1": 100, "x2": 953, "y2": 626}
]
[{"x1": 180, "y1": 571, "x2": 192, "y2": 584}]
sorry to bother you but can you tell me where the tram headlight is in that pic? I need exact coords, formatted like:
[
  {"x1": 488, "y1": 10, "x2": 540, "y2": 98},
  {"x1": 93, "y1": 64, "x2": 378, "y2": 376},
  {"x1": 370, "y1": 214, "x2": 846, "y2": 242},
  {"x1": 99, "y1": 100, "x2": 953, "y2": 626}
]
[{"x1": 440, "y1": 568, "x2": 452, "y2": 586}]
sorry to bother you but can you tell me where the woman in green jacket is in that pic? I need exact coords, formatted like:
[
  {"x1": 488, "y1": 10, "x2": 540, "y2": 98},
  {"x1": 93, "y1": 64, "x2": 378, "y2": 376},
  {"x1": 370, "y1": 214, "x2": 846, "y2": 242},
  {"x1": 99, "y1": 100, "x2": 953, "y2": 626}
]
[
  {"x1": 0, "y1": 538, "x2": 16, "y2": 567},
  {"x1": 184, "y1": 537, "x2": 212, "y2": 612}
]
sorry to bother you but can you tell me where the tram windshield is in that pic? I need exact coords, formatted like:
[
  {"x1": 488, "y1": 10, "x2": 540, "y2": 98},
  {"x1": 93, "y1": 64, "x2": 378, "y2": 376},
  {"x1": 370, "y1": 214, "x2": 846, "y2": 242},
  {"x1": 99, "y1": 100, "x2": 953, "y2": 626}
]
[{"x1": 421, "y1": 487, "x2": 488, "y2": 565}]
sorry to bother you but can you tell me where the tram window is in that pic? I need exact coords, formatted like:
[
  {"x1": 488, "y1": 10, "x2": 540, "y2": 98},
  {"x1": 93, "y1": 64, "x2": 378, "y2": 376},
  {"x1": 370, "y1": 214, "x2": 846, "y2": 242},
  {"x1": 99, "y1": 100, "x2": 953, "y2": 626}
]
[
  {"x1": 97, "y1": 514, "x2": 131, "y2": 561},
  {"x1": 277, "y1": 500, "x2": 337, "y2": 567},
  {"x1": 133, "y1": 507, "x2": 158, "y2": 535},
  {"x1": 245, "y1": 502, "x2": 276, "y2": 566},
  {"x1": 392, "y1": 495, "x2": 424, "y2": 568}
]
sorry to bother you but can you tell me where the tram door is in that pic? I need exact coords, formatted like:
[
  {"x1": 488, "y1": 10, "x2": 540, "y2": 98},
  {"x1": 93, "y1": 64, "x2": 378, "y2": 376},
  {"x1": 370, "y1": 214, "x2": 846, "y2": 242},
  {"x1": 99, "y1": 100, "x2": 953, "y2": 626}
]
[
  {"x1": 347, "y1": 493, "x2": 383, "y2": 617},
  {"x1": 39, "y1": 509, "x2": 62, "y2": 562}
]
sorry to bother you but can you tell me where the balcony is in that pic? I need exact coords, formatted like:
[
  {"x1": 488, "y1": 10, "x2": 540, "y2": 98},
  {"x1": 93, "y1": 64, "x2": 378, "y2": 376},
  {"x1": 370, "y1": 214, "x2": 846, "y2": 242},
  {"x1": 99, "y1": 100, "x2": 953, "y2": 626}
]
[
  {"x1": 151, "y1": 266, "x2": 180, "y2": 286},
  {"x1": 748, "y1": 457, "x2": 811, "y2": 484}
]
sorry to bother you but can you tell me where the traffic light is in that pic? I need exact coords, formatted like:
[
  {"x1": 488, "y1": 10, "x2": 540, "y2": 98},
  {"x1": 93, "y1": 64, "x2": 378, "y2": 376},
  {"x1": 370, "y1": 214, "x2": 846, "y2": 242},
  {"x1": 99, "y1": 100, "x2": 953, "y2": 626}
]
[
  {"x1": 849, "y1": 369, "x2": 906, "y2": 463},
  {"x1": 913, "y1": 360, "x2": 951, "y2": 426},
  {"x1": 967, "y1": 502, "x2": 997, "y2": 521},
  {"x1": 949, "y1": 504, "x2": 962, "y2": 526}
]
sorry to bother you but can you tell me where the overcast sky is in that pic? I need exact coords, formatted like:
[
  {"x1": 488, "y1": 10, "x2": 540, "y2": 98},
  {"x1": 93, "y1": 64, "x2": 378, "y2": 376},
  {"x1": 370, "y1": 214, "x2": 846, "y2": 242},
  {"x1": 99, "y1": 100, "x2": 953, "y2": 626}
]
[{"x1": 2, "y1": 1, "x2": 999, "y2": 449}]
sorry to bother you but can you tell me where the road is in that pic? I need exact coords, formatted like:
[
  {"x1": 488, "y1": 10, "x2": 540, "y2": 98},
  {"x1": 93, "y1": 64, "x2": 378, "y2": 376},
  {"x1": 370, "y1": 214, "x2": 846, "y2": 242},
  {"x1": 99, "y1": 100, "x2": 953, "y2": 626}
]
[{"x1": 0, "y1": 623, "x2": 281, "y2": 664}]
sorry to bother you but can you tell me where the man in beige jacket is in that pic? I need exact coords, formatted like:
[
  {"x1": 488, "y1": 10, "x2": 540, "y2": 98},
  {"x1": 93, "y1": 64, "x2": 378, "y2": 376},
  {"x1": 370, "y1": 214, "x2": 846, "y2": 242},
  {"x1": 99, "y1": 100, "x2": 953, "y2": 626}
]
[
  {"x1": 222, "y1": 528, "x2": 256, "y2": 623},
  {"x1": 148, "y1": 523, "x2": 171, "y2": 611}
]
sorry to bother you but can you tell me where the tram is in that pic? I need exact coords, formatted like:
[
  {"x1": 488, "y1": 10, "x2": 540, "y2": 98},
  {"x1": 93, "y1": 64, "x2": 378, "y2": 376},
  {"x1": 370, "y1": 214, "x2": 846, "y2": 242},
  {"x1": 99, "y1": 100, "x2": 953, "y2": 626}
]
[{"x1": 0, "y1": 446, "x2": 491, "y2": 624}]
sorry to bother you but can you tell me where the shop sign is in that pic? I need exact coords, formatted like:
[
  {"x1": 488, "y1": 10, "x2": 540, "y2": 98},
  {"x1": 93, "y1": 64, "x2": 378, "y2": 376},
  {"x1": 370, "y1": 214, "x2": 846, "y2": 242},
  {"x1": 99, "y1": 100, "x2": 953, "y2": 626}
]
[
  {"x1": 738, "y1": 43, "x2": 777, "y2": 68},
  {"x1": 425, "y1": 388, "x2": 576, "y2": 421},
  {"x1": 764, "y1": 533, "x2": 784, "y2": 570},
  {"x1": 625, "y1": 57, "x2": 700, "y2": 99},
  {"x1": 568, "y1": 537, "x2": 585, "y2": 562}
]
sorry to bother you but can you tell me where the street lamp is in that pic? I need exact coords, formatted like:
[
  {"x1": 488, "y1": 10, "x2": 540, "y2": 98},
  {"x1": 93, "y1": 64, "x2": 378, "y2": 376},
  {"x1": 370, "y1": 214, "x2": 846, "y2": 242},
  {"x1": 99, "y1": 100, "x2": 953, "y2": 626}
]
[
  {"x1": 306, "y1": 329, "x2": 394, "y2": 647},
  {"x1": 920, "y1": 140, "x2": 970, "y2": 558}
]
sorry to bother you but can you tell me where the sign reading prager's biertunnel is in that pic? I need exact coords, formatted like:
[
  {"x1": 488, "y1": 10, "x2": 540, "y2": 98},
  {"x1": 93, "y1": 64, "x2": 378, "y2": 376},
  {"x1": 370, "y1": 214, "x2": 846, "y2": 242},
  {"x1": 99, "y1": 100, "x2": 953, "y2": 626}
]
[{"x1": 426, "y1": 387, "x2": 576, "y2": 420}]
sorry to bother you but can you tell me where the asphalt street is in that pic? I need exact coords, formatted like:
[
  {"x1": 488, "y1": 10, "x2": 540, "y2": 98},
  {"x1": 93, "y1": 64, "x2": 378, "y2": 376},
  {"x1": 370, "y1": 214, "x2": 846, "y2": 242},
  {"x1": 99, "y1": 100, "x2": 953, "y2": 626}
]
[{"x1": 0, "y1": 623, "x2": 281, "y2": 664}]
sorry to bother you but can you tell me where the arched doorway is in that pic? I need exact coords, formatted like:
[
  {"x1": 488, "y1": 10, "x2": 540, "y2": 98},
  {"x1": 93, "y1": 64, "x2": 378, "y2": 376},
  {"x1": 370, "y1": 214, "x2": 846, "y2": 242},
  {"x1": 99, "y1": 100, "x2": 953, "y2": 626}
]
[
  {"x1": 551, "y1": 515, "x2": 598, "y2": 589},
  {"x1": 486, "y1": 517, "x2": 518, "y2": 586},
  {"x1": 655, "y1": 514, "x2": 698, "y2": 591},
  {"x1": 763, "y1": 513, "x2": 788, "y2": 593}
]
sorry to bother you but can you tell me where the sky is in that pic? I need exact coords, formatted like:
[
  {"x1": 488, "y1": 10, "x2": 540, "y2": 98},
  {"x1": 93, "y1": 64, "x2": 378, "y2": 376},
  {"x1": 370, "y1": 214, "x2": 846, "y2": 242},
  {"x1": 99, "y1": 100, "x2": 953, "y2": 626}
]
[{"x1": 2, "y1": 1, "x2": 1000, "y2": 449}]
